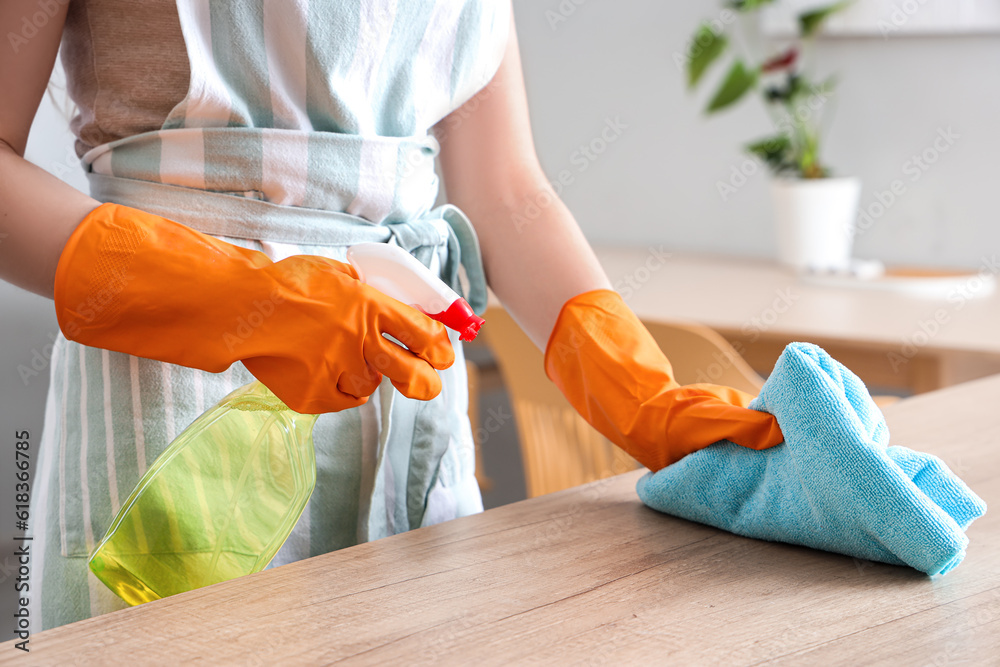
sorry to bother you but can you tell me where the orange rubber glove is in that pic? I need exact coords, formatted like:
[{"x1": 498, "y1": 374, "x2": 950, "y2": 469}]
[
  {"x1": 545, "y1": 289, "x2": 784, "y2": 471},
  {"x1": 54, "y1": 203, "x2": 455, "y2": 414}
]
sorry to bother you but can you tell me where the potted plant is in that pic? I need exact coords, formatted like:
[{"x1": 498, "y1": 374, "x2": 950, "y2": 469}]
[{"x1": 686, "y1": 0, "x2": 860, "y2": 272}]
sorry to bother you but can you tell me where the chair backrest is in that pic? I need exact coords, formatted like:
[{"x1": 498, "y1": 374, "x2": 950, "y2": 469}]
[
  {"x1": 483, "y1": 305, "x2": 764, "y2": 497},
  {"x1": 464, "y1": 360, "x2": 494, "y2": 493},
  {"x1": 482, "y1": 307, "x2": 637, "y2": 497},
  {"x1": 641, "y1": 321, "x2": 764, "y2": 395}
]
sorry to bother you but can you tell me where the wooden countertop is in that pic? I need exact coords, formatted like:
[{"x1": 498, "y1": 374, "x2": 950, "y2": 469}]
[{"x1": 5, "y1": 376, "x2": 999, "y2": 665}]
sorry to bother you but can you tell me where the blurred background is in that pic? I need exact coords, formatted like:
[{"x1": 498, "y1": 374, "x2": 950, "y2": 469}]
[{"x1": 2, "y1": 0, "x2": 998, "y2": 641}]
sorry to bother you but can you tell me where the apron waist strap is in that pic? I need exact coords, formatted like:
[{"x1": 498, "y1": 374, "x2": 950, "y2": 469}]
[{"x1": 87, "y1": 172, "x2": 487, "y2": 315}]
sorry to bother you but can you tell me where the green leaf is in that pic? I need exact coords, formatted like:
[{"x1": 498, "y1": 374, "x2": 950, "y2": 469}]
[
  {"x1": 705, "y1": 60, "x2": 758, "y2": 113},
  {"x1": 746, "y1": 134, "x2": 792, "y2": 168},
  {"x1": 799, "y1": 1, "x2": 851, "y2": 37},
  {"x1": 687, "y1": 24, "x2": 728, "y2": 88},
  {"x1": 815, "y1": 74, "x2": 838, "y2": 95},
  {"x1": 728, "y1": 0, "x2": 777, "y2": 11}
]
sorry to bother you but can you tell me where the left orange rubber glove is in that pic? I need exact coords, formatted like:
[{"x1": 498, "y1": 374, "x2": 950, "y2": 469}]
[
  {"x1": 53, "y1": 203, "x2": 455, "y2": 414},
  {"x1": 545, "y1": 289, "x2": 784, "y2": 471}
]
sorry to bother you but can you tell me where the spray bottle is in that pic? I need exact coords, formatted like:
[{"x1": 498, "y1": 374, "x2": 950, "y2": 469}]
[{"x1": 88, "y1": 243, "x2": 484, "y2": 605}]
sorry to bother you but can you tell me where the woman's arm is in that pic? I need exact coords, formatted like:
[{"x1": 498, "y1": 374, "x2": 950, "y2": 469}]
[
  {"x1": 434, "y1": 12, "x2": 611, "y2": 351},
  {"x1": 0, "y1": 0, "x2": 101, "y2": 298},
  {"x1": 436, "y1": 11, "x2": 785, "y2": 470}
]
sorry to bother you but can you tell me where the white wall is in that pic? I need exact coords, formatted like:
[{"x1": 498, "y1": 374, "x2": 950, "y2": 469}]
[{"x1": 512, "y1": 0, "x2": 1000, "y2": 268}]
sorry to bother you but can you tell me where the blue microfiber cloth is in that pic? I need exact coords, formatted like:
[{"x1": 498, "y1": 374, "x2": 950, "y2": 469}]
[{"x1": 636, "y1": 342, "x2": 987, "y2": 575}]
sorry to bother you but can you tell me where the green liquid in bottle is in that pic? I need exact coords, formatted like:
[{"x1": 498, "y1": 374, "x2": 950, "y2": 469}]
[{"x1": 88, "y1": 380, "x2": 319, "y2": 606}]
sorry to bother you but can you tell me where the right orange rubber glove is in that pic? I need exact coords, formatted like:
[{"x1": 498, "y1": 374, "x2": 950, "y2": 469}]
[
  {"x1": 545, "y1": 289, "x2": 784, "y2": 472},
  {"x1": 54, "y1": 203, "x2": 455, "y2": 414}
]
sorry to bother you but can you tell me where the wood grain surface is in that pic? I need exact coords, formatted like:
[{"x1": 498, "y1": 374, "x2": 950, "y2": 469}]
[{"x1": 4, "y1": 376, "x2": 998, "y2": 666}]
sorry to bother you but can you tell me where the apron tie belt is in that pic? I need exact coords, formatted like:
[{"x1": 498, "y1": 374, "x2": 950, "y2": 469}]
[{"x1": 87, "y1": 172, "x2": 487, "y2": 315}]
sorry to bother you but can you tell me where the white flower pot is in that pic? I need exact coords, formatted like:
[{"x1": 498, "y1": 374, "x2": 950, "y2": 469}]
[{"x1": 770, "y1": 177, "x2": 862, "y2": 272}]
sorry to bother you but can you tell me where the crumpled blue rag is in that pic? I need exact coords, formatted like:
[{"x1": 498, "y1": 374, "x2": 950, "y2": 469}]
[{"x1": 636, "y1": 342, "x2": 987, "y2": 575}]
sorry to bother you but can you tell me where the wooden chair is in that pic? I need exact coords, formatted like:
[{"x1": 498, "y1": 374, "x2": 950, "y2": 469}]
[
  {"x1": 465, "y1": 360, "x2": 494, "y2": 493},
  {"x1": 483, "y1": 306, "x2": 766, "y2": 498}
]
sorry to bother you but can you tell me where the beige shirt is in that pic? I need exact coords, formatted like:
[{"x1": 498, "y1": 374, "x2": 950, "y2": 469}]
[{"x1": 61, "y1": 0, "x2": 190, "y2": 157}]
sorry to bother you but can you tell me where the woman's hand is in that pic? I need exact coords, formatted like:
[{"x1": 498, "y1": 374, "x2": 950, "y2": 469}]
[
  {"x1": 55, "y1": 203, "x2": 455, "y2": 413},
  {"x1": 545, "y1": 290, "x2": 783, "y2": 471}
]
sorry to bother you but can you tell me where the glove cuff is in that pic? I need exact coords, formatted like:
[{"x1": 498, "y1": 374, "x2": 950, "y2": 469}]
[
  {"x1": 544, "y1": 288, "x2": 674, "y2": 386},
  {"x1": 54, "y1": 202, "x2": 274, "y2": 371}
]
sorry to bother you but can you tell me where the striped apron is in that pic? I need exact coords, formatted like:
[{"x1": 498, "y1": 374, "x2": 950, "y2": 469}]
[{"x1": 30, "y1": 0, "x2": 509, "y2": 631}]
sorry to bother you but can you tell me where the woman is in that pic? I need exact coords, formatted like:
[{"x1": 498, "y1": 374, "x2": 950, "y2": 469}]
[{"x1": 0, "y1": 0, "x2": 783, "y2": 631}]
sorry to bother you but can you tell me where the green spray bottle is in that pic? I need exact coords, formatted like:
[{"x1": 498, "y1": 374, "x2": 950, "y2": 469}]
[{"x1": 88, "y1": 243, "x2": 485, "y2": 605}]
